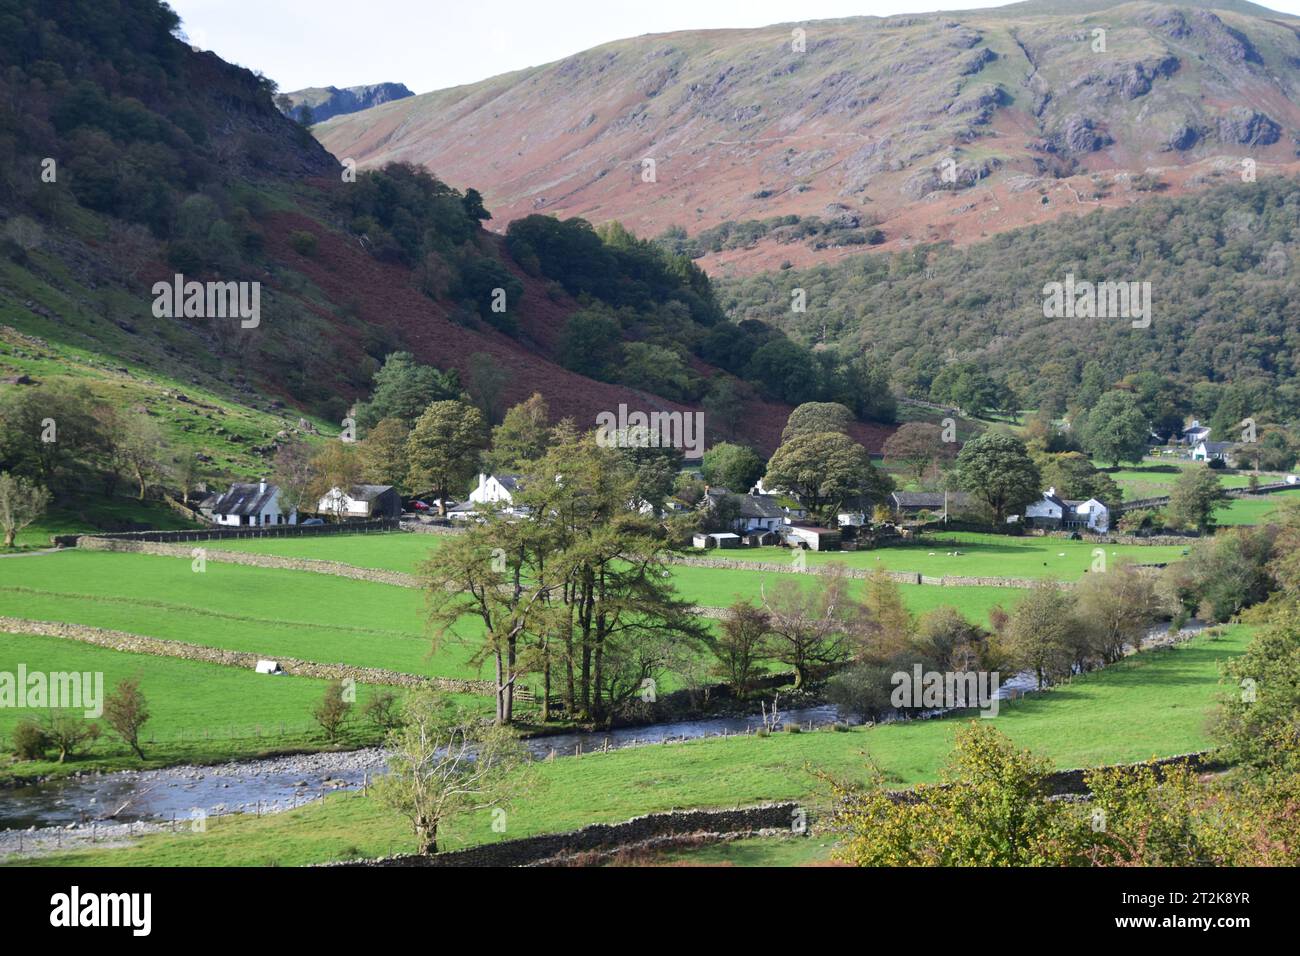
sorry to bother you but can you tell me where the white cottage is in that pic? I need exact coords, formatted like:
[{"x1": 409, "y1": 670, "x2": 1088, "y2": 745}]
[
  {"x1": 209, "y1": 481, "x2": 297, "y2": 527},
  {"x1": 449, "y1": 473, "x2": 528, "y2": 520},
  {"x1": 1024, "y1": 488, "x2": 1110, "y2": 533}
]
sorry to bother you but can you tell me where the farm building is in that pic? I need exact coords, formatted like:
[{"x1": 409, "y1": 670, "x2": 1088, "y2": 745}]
[
  {"x1": 315, "y1": 484, "x2": 402, "y2": 520},
  {"x1": 1023, "y1": 488, "x2": 1111, "y2": 533},
  {"x1": 783, "y1": 525, "x2": 841, "y2": 551}
]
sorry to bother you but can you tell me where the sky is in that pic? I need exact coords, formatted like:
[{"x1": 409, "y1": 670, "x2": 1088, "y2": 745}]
[
  {"x1": 168, "y1": 0, "x2": 1300, "y2": 95},
  {"x1": 164, "y1": 0, "x2": 1009, "y2": 94}
]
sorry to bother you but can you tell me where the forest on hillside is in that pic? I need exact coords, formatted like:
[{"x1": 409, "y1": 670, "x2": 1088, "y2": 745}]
[{"x1": 718, "y1": 177, "x2": 1300, "y2": 425}]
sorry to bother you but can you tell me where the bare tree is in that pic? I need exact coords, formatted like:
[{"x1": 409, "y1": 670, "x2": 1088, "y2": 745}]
[
  {"x1": 760, "y1": 565, "x2": 874, "y2": 687},
  {"x1": 373, "y1": 690, "x2": 530, "y2": 854},
  {"x1": 0, "y1": 471, "x2": 51, "y2": 548}
]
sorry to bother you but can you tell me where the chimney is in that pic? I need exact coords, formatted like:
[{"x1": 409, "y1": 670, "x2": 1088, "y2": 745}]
[
  {"x1": 259, "y1": 480, "x2": 267, "y2": 494},
  {"x1": 1046, "y1": 486, "x2": 1055, "y2": 496}
]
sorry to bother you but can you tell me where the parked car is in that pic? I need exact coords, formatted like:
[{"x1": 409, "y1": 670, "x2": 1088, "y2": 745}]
[
  {"x1": 301, "y1": 517, "x2": 325, "y2": 526},
  {"x1": 411, "y1": 500, "x2": 431, "y2": 511}
]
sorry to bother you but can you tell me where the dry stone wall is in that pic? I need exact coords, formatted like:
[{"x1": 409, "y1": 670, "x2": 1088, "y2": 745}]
[{"x1": 0, "y1": 617, "x2": 493, "y2": 694}]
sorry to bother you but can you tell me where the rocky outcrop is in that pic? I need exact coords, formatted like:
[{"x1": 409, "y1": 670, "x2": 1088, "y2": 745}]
[
  {"x1": 283, "y1": 82, "x2": 415, "y2": 123},
  {"x1": 1216, "y1": 107, "x2": 1280, "y2": 146}
]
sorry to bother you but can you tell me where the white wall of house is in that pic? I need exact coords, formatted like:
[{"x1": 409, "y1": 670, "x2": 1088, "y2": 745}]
[
  {"x1": 317, "y1": 487, "x2": 372, "y2": 517},
  {"x1": 1072, "y1": 499, "x2": 1110, "y2": 533},
  {"x1": 1025, "y1": 496, "x2": 1064, "y2": 523},
  {"x1": 468, "y1": 474, "x2": 515, "y2": 506}
]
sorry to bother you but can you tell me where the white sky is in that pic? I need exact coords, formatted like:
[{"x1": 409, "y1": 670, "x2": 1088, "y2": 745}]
[{"x1": 168, "y1": 0, "x2": 1300, "y2": 95}]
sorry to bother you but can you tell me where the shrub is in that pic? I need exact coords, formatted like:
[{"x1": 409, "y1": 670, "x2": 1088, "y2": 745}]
[
  {"x1": 289, "y1": 230, "x2": 318, "y2": 257},
  {"x1": 12, "y1": 719, "x2": 50, "y2": 760}
]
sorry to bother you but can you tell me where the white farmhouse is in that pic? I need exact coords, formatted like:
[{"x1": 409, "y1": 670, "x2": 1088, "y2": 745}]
[
  {"x1": 449, "y1": 473, "x2": 528, "y2": 520},
  {"x1": 1024, "y1": 488, "x2": 1111, "y2": 533},
  {"x1": 209, "y1": 481, "x2": 297, "y2": 527}
]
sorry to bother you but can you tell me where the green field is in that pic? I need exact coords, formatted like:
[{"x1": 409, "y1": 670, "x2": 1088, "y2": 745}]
[
  {"x1": 688, "y1": 534, "x2": 1187, "y2": 580},
  {"x1": 20, "y1": 624, "x2": 1248, "y2": 866},
  {"x1": 215, "y1": 528, "x2": 1185, "y2": 581},
  {"x1": 0, "y1": 631, "x2": 407, "y2": 780},
  {"x1": 1215, "y1": 489, "x2": 1300, "y2": 526},
  {"x1": 0, "y1": 550, "x2": 477, "y2": 679}
]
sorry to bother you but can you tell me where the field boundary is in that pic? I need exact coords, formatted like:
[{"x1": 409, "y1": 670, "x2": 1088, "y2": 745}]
[
  {"x1": 0, "y1": 616, "x2": 495, "y2": 694},
  {"x1": 331, "y1": 750, "x2": 1215, "y2": 867}
]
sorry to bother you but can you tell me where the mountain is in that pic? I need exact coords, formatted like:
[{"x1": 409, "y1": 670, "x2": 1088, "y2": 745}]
[
  {"x1": 280, "y1": 82, "x2": 414, "y2": 124},
  {"x1": 1, "y1": 0, "x2": 883, "y2": 468},
  {"x1": 314, "y1": 1, "x2": 1300, "y2": 275}
]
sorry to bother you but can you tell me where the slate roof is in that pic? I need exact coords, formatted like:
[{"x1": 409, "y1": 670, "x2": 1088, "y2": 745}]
[
  {"x1": 345, "y1": 484, "x2": 394, "y2": 502},
  {"x1": 211, "y1": 483, "x2": 282, "y2": 517}
]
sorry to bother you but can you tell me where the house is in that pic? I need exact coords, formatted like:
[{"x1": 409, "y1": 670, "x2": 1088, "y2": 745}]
[
  {"x1": 783, "y1": 525, "x2": 841, "y2": 551},
  {"x1": 1192, "y1": 440, "x2": 1233, "y2": 464},
  {"x1": 315, "y1": 484, "x2": 402, "y2": 520},
  {"x1": 1024, "y1": 488, "x2": 1111, "y2": 533},
  {"x1": 701, "y1": 487, "x2": 788, "y2": 535},
  {"x1": 1181, "y1": 420, "x2": 1211, "y2": 446},
  {"x1": 451, "y1": 473, "x2": 529, "y2": 520},
  {"x1": 890, "y1": 491, "x2": 971, "y2": 520},
  {"x1": 208, "y1": 481, "x2": 297, "y2": 527}
]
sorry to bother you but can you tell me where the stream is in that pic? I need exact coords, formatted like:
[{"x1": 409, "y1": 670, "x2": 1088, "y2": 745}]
[{"x1": 0, "y1": 621, "x2": 1202, "y2": 853}]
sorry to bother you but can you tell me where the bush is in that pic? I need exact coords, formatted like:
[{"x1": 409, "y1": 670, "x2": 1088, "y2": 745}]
[
  {"x1": 12, "y1": 720, "x2": 50, "y2": 760},
  {"x1": 289, "y1": 230, "x2": 318, "y2": 257}
]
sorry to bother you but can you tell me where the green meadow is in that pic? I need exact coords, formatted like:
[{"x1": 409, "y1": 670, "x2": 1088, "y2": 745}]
[
  {"x1": 19, "y1": 624, "x2": 1248, "y2": 866},
  {"x1": 0, "y1": 631, "x2": 415, "y2": 780}
]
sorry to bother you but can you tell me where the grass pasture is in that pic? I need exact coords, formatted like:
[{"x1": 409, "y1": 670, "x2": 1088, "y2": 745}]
[
  {"x1": 19, "y1": 624, "x2": 1248, "y2": 866},
  {"x1": 0, "y1": 631, "x2": 406, "y2": 780}
]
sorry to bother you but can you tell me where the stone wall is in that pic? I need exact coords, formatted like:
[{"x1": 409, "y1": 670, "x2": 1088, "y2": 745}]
[
  {"x1": 327, "y1": 802, "x2": 803, "y2": 867},
  {"x1": 666, "y1": 554, "x2": 1044, "y2": 589},
  {"x1": 0, "y1": 616, "x2": 494, "y2": 694},
  {"x1": 76, "y1": 537, "x2": 421, "y2": 588},
  {"x1": 54, "y1": 519, "x2": 400, "y2": 547},
  {"x1": 332, "y1": 750, "x2": 1215, "y2": 867}
]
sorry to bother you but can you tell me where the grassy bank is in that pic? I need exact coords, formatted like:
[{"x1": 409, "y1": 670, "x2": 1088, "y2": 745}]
[{"x1": 14, "y1": 624, "x2": 1248, "y2": 866}]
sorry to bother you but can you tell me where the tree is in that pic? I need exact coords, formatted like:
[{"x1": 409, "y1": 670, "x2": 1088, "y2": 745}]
[
  {"x1": 1081, "y1": 390, "x2": 1149, "y2": 467},
  {"x1": 1005, "y1": 579, "x2": 1079, "y2": 689},
  {"x1": 423, "y1": 521, "x2": 556, "y2": 725},
  {"x1": 358, "y1": 418, "x2": 411, "y2": 491},
  {"x1": 760, "y1": 566, "x2": 874, "y2": 687},
  {"x1": 955, "y1": 433, "x2": 1041, "y2": 524},
  {"x1": 312, "y1": 680, "x2": 352, "y2": 743},
  {"x1": 1036, "y1": 451, "x2": 1122, "y2": 503},
  {"x1": 465, "y1": 352, "x2": 508, "y2": 424},
  {"x1": 882, "y1": 422, "x2": 953, "y2": 481},
  {"x1": 354, "y1": 352, "x2": 461, "y2": 429},
  {"x1": 764, "y1": 431, "x2": 892, "y2": 520},
  {"x1": 1167, "y1": 465, "x2": 1227, "y2": 534},
  {"x1": 1216, "y1": 601, "x2": 1300, "y2": 776},
  {"x1": 0, "y1": 471, "x2": 51, "y2": 548},
  {"x1": 113, "y1": 413, "x2": 167, "y2": 499},
  {"x1": 309, "y1": 441, "x2": 363, "y2": 520},
  {"x1": 483, "y1": 393, "x2": 551, "y2": 473},
  {"x1": 700, "y1": 442, "x2": 764, "y2": 492},
  {"x1": 713, "y1": 602, "x2": 772, "y2": 697},
  {"x1": 862, "y1": 569, "x2": 913, "y2": 658},
  {"x1": 102, "y1": 677, "x2": 150, "y2": 760},
  {"x1": 781, "y1": 402, "x2": 853, "y2": 442},
  {"x1": 1074, "y1": 560, "x2": 1161, "y2": 665},
  {"x1": 702, "y1": 377, "x2": 745, "y2": 440},
  {"x1": 271, "y1": 441, "x2": 319, "y2": 517},
  {"x1": 0, "y1": 384, "x2": 109, "y2": 490},
  {"x1": 42, "y1": 712, "x2": 100, "y2": 763},
  {"x1": 557, "y1": 307, "x2": 622, "y2": 379},
  {"x1": 745, "y1": 339, "x2": 818, "y2": 405},
  {"x1": 406, "y1": 400, "x2": 486, "y2": 513},
  {"x1": 373, "y1": 690, "x2": 529, "y2": 854},
  {"x1": 827, "y1": 723, "x2": 1078, "y2": 866}
]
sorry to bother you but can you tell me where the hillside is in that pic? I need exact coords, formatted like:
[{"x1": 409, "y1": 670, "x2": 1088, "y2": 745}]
[
  {"x1": 315, "y1": 1, "x2": 1300, "y2": 275},
  {"x1": 0, "y1": 0, "x2": 882, "y2": 475}
]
